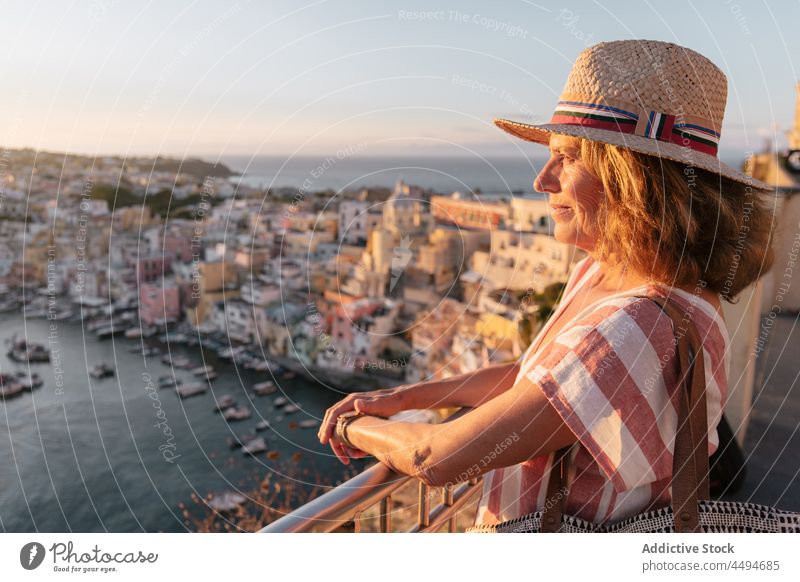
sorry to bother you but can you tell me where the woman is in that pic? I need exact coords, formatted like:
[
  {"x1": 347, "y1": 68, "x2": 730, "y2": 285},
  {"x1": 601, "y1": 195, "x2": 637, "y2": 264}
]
[{"x1": 318, "y1": 39, "x2": 774, "y2": 528}]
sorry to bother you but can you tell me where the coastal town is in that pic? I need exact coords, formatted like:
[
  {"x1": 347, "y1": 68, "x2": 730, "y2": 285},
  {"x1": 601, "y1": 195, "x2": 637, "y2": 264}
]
[{"x1": 0, "y1": 149, "x2": 583, "y2": 401}]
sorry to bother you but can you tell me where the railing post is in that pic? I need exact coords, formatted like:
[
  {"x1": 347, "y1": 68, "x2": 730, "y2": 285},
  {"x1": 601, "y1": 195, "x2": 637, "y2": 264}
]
[
  {"x1": 379, "y1": 495, "x2": 392, "y2": 533},
  {"x1": 417, "y1": 482, "x2": 430, "y2": 528},
  {"x1": 443, "y1": 484, "x2": 455, "y2": 533}
]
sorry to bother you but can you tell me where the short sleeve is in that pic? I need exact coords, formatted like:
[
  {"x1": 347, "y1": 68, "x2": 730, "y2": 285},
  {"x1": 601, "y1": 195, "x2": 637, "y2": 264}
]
[{"x1": 525, "y1": 297, "x2": 681, "y2": 492}]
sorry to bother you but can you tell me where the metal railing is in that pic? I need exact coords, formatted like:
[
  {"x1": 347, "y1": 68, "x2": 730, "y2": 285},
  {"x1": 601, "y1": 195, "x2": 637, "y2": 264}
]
[{"x1": 259, "y1": 462, "x2": 483, "y2": 533}]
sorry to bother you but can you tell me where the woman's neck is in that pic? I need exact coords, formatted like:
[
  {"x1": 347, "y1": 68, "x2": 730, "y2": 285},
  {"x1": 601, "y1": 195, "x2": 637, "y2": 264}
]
[
  {"x1": 585, "y1": 254, "x2": 723, "y2": 316},
  {"x1": 588, "y1": 256, "x2": 651, "y2": 293}
]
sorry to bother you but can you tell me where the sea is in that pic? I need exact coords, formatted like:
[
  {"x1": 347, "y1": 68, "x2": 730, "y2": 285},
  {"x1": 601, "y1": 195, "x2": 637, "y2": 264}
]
[
  {"x1": 0, "y1": 314, "x2": 361, "y2": 532},
  {"x1": 222, "y1": 155, "x2": 548, "y2": 195},
  {"x1": 219, "y1": 153, "x2": 750, "y2": 194}
]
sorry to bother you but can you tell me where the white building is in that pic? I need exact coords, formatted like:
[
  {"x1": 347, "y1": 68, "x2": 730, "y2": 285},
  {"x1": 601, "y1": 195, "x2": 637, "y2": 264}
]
[{"x1": 466, "y1": 231, "x2": 581, "y2": 293}]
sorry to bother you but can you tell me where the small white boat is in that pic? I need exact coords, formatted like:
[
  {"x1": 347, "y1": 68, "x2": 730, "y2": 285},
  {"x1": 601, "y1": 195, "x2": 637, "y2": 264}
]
[
  {"x1": 173, "y1": 356, "x2": 192, "y2": 368},
  {"x1": 0, "y1": 384, "x2": 25, "y2": 399},
  {"x1": 14, "y1": 371, "x2": 43, "y2": 390},
  {"x1": 214, "y1": 394, "x2": 237, "y2": 411},
  {"x1": 283, "y1": 403, "x2": 301, "y2": 414},
  {"x1": 273, "y1": 396, "x2": 288, "y2": 407},
  {"x1": 253, "y1": 381, "x2": 276, "y2": 396},
  {"x1": 218, "y1": 346, "x2": 245, "y2": 360},
  {"x1": 176, "y1": 383, "x2": 206, "y2": 399},
  {"x1": 158, "y1": 375, "x2": 178, "y2": 389},
  {"x1": 90, "y1": 363, "x2": 115, "y2": 379},
  {"x1": 298, "y1": 419, "x2": 320, "y2": 429},
  {"x1": 227, "y1": 433, "x2": 258, "y2": 449},
  {"x1": 96, "y1": 325, "x2": 125, "y2": 339},
  {"x1": 125, "y1": 326, "x2": 157, "y2": 339},
  {"x1": 255, "y1": 420, "x2": 272, "y2": 432},
  {"x1": 0, "y1": 374, "x2": 25, "y2": 399},
  {"x1": 241, "y1": 436, "x2": 268, "y2": 456},
  {"x1": 191, "y1": 365, "x2": 214, "y2": 376},
  {"x1": 6, "y1": 336, "x2": 51, "y2": 363},
  {"x1": 223, "y1": 405, "x2": 252, "y2": 421}
]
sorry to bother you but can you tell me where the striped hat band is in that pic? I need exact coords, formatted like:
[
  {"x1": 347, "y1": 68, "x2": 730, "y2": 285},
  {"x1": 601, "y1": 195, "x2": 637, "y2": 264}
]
[{"x1": 550, "y1": 99, "x2": 721, "y2": 156}]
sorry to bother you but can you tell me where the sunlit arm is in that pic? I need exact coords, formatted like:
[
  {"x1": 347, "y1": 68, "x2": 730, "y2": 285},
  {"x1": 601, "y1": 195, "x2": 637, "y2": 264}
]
[
  {"x1": 400, "y1": 360, "x2": 521, "y2": 409},
  {"x1": 342, "y1": 376, "x2": 577, "y2": 488}
]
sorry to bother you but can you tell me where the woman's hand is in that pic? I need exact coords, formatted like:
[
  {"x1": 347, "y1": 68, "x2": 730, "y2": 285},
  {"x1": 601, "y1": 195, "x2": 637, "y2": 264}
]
[
  {"x1": 329, "y1": 438, "x2": 370, "y2": 465},
  {"x1": 318, "y1": 385, "x2": 413, "y2": 449}
]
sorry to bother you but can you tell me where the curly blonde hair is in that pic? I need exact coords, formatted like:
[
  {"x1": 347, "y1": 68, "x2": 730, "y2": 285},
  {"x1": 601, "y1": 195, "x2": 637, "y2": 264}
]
[{"x1": 577, "y1": 139, "x2": 776, "y2": 303}]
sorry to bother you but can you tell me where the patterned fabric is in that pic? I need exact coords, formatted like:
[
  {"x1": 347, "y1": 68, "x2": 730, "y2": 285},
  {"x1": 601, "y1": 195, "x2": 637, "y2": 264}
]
[
  {"x1": 551, "y1": 100, "x2": 639, "y2": 133},
  {"x1": 549, "y1": 99, "x2": 720, "y2": 155},
  {"x1": 467, "y1": 500, "x2": 800, "y2": 533},
  {"x1": 473, "y1": 256, "x2": 730, "y2": 527}
]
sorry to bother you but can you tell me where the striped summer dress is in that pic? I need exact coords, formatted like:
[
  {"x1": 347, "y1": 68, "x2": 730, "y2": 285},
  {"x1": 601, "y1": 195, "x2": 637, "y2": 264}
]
[{"x1": 473, "y1": 256, "x2": 730, "y2": 527}]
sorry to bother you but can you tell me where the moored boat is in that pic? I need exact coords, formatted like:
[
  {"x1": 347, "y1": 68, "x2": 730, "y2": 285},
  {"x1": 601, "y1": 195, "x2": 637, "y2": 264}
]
[
  {"x1": 222, "y1": 405, "x2": 252, "y2": 421},
  {"x1": 252, "y1": 381, "x2": 276, "y2": 396},
  {"x1": 175, "y1": 383, "x2": 206, "y2": 399},
  {"x1": 227, "y1": 433, "x2": 258, "y2": 450},
  {"x1": 241, "y1": 436, "x2": 268, "y2": 455},
  {"x1": 214, "y1": 394, "x2": 237, "y2": 411},
  {"x1": 191, "y1": 365, "x2": 214, "y2": 376},
  {"x1": 158, "y1": 375, "x2": 179, "y2": 389},
  {"x1": 6, "y1": 336, "x2": 51, "y2": 363},
  {"x1": 14, "y1": 371, "x2": 44, "y2": 390},
  {"x1": 0, "y1": 373, "x2": 25, "y2": 399},
  {"x1": 89, "y1": 363, "x2": 115, "y2": 379}
]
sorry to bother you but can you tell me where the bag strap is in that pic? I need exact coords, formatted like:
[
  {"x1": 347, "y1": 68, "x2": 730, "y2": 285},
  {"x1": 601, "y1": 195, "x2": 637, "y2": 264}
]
[
  {"x1": 540, "y1": 447, "x2": 571, "y2": 532},
  {"x1": 652, "y1": 295, "x2": 709, "y2": 532},
  {"x1": 546, "y1": 294, "x2": 709, "y2": 533}
]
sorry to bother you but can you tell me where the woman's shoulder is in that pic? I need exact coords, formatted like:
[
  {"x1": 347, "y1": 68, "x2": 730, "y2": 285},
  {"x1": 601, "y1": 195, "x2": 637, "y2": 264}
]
[
  {"x1": 559, "y1": 292, "x2": 673, "y2": 350},
  {"x1": 545, "y1": 288, "x2": 714, "y2": 368},
  {"x1": 570, "y1": 287, "x2": 729, "y2": 377}
]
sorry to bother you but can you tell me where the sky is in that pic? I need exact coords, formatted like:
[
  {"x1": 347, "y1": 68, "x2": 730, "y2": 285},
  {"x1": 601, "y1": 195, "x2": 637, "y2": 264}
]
[{"x1": 1, "y1": 0, "x2": 799, "y2": 160}]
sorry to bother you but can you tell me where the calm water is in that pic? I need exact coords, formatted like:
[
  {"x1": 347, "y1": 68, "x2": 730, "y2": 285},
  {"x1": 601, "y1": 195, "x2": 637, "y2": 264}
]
[
  {"x1": 0, "y1": 314, "x2": 358, "y2": 532},
  {"x1": 222, "y1": 155, "x2": 548, "y2": 194},
  {"x1": 220, "y1": 154, "x2": 750, "y2": 194}
]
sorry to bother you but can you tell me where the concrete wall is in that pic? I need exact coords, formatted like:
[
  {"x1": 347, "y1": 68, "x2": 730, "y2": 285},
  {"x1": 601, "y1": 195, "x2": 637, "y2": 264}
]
[{"x1": 721, "y1": 280, "x2": 764, "y2": 446}]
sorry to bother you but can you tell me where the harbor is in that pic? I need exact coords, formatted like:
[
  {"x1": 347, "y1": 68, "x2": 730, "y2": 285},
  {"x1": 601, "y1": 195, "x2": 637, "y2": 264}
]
[{"x1": 0, "y1": 312, "x2": 359, "y2": 532}]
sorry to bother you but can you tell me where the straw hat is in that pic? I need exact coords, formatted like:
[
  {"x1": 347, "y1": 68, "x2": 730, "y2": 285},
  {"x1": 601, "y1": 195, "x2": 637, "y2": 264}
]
[{"x1": 495, "y1": 39, "x2": 769, "y2": 189}]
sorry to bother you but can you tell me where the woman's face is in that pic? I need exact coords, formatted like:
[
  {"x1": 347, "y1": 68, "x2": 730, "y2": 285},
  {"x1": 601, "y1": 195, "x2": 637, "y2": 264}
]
[{"x1": 534, "y1": 135, "x2": 606, "y2": 252}]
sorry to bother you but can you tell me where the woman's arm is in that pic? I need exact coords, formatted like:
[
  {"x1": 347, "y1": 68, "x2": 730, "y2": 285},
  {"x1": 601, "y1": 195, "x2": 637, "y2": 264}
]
[
  {"x1": 319, "y1": 360, "x2": 520, "y2": 462},
  {"x1": 397, "y1": 360, "x2": 521, "y2": 409},
  {"x1": 337, "y1": 375, "x2": 577, "y2": 487}
]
